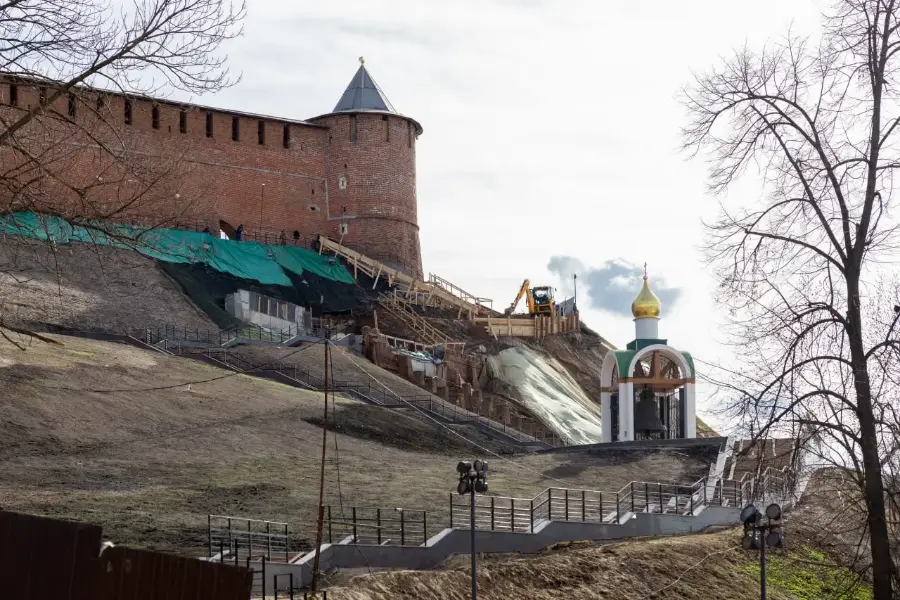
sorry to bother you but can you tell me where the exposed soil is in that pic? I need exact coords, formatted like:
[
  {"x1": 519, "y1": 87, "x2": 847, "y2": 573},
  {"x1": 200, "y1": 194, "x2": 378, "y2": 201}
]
[
  {"x1": 323, "y1": 529, "x2": 763, "y2": 600},
  {"x1": 0, "y1": 237, "x2": 214, "y2": 333}
]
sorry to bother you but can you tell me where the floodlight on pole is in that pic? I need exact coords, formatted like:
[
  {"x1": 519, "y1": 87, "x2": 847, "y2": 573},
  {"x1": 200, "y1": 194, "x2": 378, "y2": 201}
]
[
  {"x1": 739, "y1": 502, "x2": 787, "y2": 600},
  {"x1": 455, "y1": 458, "x2": 488, "y2": 600}
]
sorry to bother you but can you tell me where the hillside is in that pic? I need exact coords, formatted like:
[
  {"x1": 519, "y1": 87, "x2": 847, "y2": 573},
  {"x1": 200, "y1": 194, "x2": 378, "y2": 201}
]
[
  {"x1": 0, "y1": 237, "x2": 213, "y2": 332},
  {"x1": 0, "y1": 333, "x2": 713, "y2": 557}
]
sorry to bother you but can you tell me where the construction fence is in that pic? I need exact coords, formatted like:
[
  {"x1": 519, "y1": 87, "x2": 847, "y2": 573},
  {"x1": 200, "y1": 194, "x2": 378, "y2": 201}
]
[{"x1": 0, "y1": 510, "x2": 252, "y2": 600}]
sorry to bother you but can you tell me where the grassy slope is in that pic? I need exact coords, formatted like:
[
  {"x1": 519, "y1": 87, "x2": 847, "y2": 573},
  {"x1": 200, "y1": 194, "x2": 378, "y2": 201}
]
[{"x1": 0, "y1": 334, "x2": 710, "y2": 557}]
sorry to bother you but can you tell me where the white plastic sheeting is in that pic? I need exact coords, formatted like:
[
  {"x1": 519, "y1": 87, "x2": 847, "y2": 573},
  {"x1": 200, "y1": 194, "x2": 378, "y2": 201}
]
[{"x1": 486, "y1": 345, "x2": 604, "y2": 445}]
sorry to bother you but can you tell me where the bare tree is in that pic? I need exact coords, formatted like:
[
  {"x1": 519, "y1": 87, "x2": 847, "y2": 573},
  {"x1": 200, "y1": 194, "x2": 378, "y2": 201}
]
[
  {"x1": 682, "y1": 1, "x2": 900, "y2": 597},
  {"x1": 0, "y1": 0, "x2": 244, "y2": 340}
]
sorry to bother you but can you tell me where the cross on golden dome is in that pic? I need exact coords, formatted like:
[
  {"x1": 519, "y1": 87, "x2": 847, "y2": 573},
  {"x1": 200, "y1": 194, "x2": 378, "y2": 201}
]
[{"x1": 632, "y1": 264, "x2": 662, "y2": 319}]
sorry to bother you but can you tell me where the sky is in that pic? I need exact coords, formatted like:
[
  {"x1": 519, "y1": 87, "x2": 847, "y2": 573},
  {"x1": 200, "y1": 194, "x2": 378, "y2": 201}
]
[{"x1": 169, "y1": 0, "x2": 828, "y2": 426}]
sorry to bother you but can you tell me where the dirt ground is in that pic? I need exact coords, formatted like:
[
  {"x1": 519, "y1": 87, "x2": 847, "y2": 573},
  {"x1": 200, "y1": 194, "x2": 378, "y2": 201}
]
[
  {"x1": 0, "y1": 237, "x2": 214, "y2": 333},
  {"x1": 322, "y1": 529, "x2": 762, "y2": 600},
  {"x1": 0, "y1": 334, "x2": 714, "y2": 557}
]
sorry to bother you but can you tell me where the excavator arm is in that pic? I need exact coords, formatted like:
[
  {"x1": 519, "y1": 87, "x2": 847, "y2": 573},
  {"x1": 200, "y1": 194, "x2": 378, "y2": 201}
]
[{"x1": 505, "y1": 279, "x2": 534, "y2": 315}]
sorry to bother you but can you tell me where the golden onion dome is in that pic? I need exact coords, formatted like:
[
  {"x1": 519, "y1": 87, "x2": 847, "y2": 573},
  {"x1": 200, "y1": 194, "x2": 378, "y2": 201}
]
[{"x1": 631, "y1": 272, "x2": 661, "y2": 319}]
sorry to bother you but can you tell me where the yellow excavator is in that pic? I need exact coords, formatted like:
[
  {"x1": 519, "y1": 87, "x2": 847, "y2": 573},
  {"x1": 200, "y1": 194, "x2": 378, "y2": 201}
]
[{"x1": 504, "y1": 279, "x2": 556, "y2": 316}]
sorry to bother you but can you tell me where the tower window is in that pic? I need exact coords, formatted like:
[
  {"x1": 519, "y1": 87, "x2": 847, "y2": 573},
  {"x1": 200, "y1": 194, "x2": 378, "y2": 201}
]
[
  {"x1": 152, "y1": 105, "x2": 160, "y2": 129},
  {"x1": 382, "y1": 115, "x2": 389, "y2": 142},
  {"x1": 67, "y1": 94, "x2": 76, "y2": 118},
  {"x1": 282, "y1": 124, "x2": 291, "y2": 149},
  {"x1": 349, "y1": 114, "x2": 358, "y2": 144},
  {"x1": 179, "y1": 109, "x2": 187, "y2": 133},
  {"x1": 257, "y1": 120, "x2": 265, "y2": 145},
  {"x1": 9, "y1": 83, "x2": 17, "y2": 106},
  {"x1": 38, "y1": 87, "x2": 46, "y2": 106},
  {"x1": 124, "y1": 99, "x2": 132, "y2": 125},
  {"x1": 206, "y1": 112, "x2": 213, "y2": 137},
  {"x1": 232, "y1": 116, "x2": 240, "y2": 141},
  {"x1": 96, "y1": 95, "x2": 105, "y2": 112}
]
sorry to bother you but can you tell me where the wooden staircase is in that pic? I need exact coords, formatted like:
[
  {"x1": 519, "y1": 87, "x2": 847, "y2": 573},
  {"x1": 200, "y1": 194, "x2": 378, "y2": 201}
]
[
  {"x1": 318, "y1": 235, "x2": 493, "y2": 319},
  {"x1": 377, "y1": 292, "x2": 458, "y2": 346}
]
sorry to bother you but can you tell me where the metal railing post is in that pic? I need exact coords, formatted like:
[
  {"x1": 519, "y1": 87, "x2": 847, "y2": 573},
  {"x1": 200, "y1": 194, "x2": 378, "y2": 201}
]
[
  {"x1": 511, "y1": 499, "x2": 516, "y2": 532},
  {"x1": 208, "y1": 515, "x2": 212, "y2": 558},
  {"x1": 565, "y1": 489, "x2": 570, "y2": 521},
  {"x1": 267, "y1": 521, "x2": 272, "y2": 559},
  {"x1": 630, "y1": 483, "x2": 635, "y2": 513},
  {"x1": 581, "y1": 490, "x2": 586, "y2": 521},
  {"x1": 450, "y1": 494, "x2": 454, "y2": 528},
  {"x1": 400, "y1": 509, "x2": 406, "y2": 545},
  {"x1": 547, "y1": 489, "x2": 552, "y2": 520},
  {"x1": 616, "y1": 492, "x2": 621, "y2": 523},
  {"x1": 491, "y1": 497, "x2": 495, "y2": 530},
  {"x1": 644, "y1": 483, "x2": 649, "y2": 512},
  {"x1": 352, "y1": 507, "x2": 358, "y2": 542},
  {"x1": 262, "y1": 556, "x2": 267, "y2": 598}
]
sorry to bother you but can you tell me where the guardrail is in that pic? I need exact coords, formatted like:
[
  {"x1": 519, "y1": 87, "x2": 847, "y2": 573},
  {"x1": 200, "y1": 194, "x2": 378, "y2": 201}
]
[
  {"x1": 136, "y1": 321, "x2": 350, "y2": 349},
  {"x1": 208, "y1": 514, "x2": 290, "y2": 563},
  {"x1": 449, "y1": 473, "x2": 758, "y2": 533},
  {"x1": 325, "y1": 506, "x2": 428, "y2": 546}
]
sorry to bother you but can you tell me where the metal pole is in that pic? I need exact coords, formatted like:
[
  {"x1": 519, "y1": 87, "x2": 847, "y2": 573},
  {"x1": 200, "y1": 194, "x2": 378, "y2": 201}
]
[
  {"x1": 759, "y1": 527, "x2": 767, "y2": 600},
  {"x1": 470, "y1": 489, "x2": 478, "y2": 600}
]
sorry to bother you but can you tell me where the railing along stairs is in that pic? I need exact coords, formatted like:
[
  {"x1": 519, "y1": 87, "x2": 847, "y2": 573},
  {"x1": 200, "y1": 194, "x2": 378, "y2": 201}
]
[
  {"x1": 376, "y1": 291, "x2": 460, "y2": 347},
  {"x1": 317, "y1": 235, "x2": 492, "y2": 319},
  {"x1": 450, "y1": 473, "x2": 761, "y2": 533}
]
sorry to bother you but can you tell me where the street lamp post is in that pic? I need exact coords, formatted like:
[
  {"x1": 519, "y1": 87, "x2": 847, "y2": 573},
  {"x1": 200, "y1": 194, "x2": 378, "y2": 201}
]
[
  {"x1": 740, "y1": 502, "x2": 785, "y2": 600},
  {"x1": 456, "y1": 459, "x2": 488, "y2": 600}
]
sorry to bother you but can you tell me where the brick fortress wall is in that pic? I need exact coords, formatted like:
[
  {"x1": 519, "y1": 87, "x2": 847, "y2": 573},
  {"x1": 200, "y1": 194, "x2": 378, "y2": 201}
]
[{"x1": 0, "y1": 79, "x2": 423, "y2": 277}]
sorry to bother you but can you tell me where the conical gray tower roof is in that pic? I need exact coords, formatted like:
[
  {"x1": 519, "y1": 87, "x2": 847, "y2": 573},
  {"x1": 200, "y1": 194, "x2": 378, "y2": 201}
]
[{"x1": 333, "y1": 64, "x2": 396, "y2": 113}]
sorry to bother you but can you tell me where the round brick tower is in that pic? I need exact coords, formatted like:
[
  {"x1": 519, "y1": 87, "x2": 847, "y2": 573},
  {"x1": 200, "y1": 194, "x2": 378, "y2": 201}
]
[{"x1": 309, "y1": 61, "x2": 424, "y2": 278}]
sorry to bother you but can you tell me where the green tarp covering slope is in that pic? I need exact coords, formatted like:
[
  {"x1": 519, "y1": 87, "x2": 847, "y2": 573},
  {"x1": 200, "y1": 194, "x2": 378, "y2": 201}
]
[{"x1": 0, "y1": 212, "x2": 355, "y2": 286}]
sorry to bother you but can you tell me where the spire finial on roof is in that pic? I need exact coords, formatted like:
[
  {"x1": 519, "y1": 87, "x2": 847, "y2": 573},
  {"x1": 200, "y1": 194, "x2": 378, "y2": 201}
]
[
  {"x1": 332, "y1": 60, "x2": 397, "y2": 114},
  {"x1": 644, "y1": 262, "x2": 648, "y2": 278}
]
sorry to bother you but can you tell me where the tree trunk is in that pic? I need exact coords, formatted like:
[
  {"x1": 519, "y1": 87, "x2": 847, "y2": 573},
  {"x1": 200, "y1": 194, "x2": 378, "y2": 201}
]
[{"x1": 846, "y1": 273, "x2": 893, "y2": 599}]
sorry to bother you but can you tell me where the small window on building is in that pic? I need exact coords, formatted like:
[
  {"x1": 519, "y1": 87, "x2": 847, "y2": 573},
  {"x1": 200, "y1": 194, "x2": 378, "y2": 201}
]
[
  {"x1": 67, "y1": 94, "x2": 76, "y2": 118},
  {"x1": 124, "y1": 99, "x2": 132, "y2": 125},
  {"x1": 96, "y1": 95, "x2": 105, "y2": 112},
  {"x1": 152, "y1": 105, "x2": 161, "y2": 129},
  {"x1": 179, "y1": 109, "x2": 187, "y2": 133},
  {"x1": 39, "y1": 87, "x2": 47, "y2": 106},
  {"x1": 206, "y1": 112, "x2": 213, "y2": 138},
  {"x1": 257, "y1": 120, "x2": 265, "y2": 145},
  {"x1": 9, "y1": 83, "x2": 17, "y2": 106},
  {"x1": 282, "y1": 124, "x2": 291, "y2": 149},
  {"x1": 349, "y1": 114, "x2": 358, "y2": 144},
  {"x1": 382, "y1": 115, "x2": 389, "y2": 141},
  {"x1": 339, "y1": 223, "x2": 349, "y2": 236},
  {"x1": 232, "y1": 116, "x2": 240, "y2": 141}
]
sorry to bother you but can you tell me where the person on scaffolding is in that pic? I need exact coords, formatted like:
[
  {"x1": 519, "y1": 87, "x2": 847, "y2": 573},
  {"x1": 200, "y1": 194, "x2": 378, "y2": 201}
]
[{"x1": 235, "y1": 224, "x2": 244, "y2": 241}]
